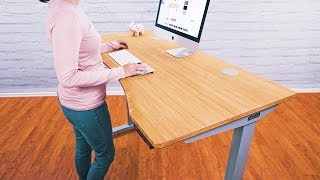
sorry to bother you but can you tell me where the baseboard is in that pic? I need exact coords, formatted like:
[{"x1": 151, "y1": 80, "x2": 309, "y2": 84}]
[
  {"x1": 0, "y1": 92, "x2": 57, "y2": 97},
  {"x1": 0, "y1": 91, "x2": 125, "y2": 97},
  {"x1": 107, "y1": 91, "x2": 125, "y2": 96},
  {"x1": 1, "y1": 88, "x2": 319, "y2": 98},
  {"x1": 292, "y1": 88, "x2": 320, "y2": 93}
]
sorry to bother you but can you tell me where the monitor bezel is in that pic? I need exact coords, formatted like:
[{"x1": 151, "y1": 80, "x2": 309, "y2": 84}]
[{"x1": 155, "y1": 0, "x2": 211, "y2": 43}]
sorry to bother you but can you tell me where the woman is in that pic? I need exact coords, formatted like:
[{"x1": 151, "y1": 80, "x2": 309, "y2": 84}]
[{"x1": 40, "y1": 0, "x2": 146, "y2": 179}]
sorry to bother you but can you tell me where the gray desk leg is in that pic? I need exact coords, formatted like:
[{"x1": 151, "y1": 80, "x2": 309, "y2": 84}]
[
  {"x1": 112, "y1": 118, "x2": 134, "y2": 134},
  {"x1": 225, "y1": 122, "x2": 256, "y2": 180},
  {"x1": 184, "y1": 106, "x2": 277, "y2": 179},
  {"x1": 112, "y1": 98, "x2": 134, "y2": 134}
]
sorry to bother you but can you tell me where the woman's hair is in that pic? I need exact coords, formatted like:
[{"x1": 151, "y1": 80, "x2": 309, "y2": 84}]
[{"x1": 39, "y1": 0, "x2": 50, "y2": 3}]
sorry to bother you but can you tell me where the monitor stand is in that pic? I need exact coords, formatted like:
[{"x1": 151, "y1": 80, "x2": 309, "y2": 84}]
[
  {"x1": 166, "y1": 48, "x2": 196, "y2": 58},
  {"x1": 152, "y1": 36, "x2": 161, "y2": 40}
]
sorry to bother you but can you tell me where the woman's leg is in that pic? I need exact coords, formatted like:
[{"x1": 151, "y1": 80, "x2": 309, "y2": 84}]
[
  {"x1": 67, "y1": 103, "x2": 115, "y2": 180},
  {"x1": 85, "y1": 102, "x2": 115, "y2": 180},
  {"x1": 61, "y1": 106, "x2": 93, "y2": 180},
  {"x1": 61, "y1": 102, "x2": 115, "y2": 180},
  {"x1": 73, "y1": 128, "x2": 92, "y2": 180}
]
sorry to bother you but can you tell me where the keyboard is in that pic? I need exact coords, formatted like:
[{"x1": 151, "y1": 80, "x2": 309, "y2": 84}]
[{"x1": 108, "y1": 50, "x2": 155, "y2": 75}]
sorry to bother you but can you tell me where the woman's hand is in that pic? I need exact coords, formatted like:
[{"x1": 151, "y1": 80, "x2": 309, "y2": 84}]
[
  {"x1": 117, "y1": 40, "x2": 128, "y2": 49},
  {"x1": 123, "y1": 63, "x2": 147, "y2": 77}
]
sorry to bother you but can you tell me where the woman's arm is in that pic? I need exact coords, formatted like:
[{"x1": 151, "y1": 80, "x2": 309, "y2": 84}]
[
  {"x1": 51, "y1": 12, "x2": 125, "y2": 88},
  {"x1": 100, "y1": 41, "x2": 120, "y2": 53},
  {"x1": 100, "y1": 40, "x2": 128, "y2": 53}
]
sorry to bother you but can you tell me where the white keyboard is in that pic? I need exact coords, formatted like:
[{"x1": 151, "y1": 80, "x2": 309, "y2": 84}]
[{"x1": 108, "y1": 50, "x2": 155, "y2": 75}]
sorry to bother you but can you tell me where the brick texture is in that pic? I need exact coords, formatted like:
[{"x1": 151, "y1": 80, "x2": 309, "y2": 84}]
[{"x1": 0, "y1": 0, "x2": 319, "y2": 92}]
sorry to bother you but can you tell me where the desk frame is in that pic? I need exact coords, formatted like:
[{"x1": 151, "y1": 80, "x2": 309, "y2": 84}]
[
  {"x1": 112, "y1": 102, "x2": 277, "y2": 180},
  {"x1": 185, "y1": 105, "x2": 277, "y2": 180},
  {"x1": 112, "y1": 102, "x2": 134, "y2": 134}
]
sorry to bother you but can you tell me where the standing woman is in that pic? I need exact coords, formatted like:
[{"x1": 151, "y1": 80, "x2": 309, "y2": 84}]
[{"x1": 40, "y1": 0, "x2": 146, "y2": 179}]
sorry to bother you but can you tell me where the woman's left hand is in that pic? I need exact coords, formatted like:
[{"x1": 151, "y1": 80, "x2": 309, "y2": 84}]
[{"x1": 117, "y1": 40, "x2": 128, "y2": 49}]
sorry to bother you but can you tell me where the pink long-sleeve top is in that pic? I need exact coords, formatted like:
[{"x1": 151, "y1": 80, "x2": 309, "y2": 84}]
[{"x1": 47, "y1": 0, "x2": 125, "y2": 111}]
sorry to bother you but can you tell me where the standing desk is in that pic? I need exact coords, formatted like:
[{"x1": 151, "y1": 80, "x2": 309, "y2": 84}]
[{"x1": 101, "y1": 31, "x2": 296, "y2": 179}]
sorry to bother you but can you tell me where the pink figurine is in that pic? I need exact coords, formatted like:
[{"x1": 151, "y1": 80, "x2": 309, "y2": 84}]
[{"x1": 129, "y1": 22, "x2": 144, "y2": 36}]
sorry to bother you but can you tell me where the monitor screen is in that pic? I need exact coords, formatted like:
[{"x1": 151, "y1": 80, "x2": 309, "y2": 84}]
[{"x1": 155, "y1": 0, "x2": 210, "y2": 43}]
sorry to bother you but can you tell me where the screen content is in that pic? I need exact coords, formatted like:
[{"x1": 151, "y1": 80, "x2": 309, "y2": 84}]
[{"x1": 157, "y1": 0, "x2": 208, "y2": 38}]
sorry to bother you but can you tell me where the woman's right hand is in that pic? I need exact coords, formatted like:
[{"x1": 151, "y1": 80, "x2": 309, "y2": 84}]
[{"x1": 123, "y1": 63, "x2": 147, "y2": 77}]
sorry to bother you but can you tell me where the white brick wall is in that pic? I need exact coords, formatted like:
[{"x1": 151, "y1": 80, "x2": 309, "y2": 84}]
[{"x1": 0, "y1": 0, "x2": 319, "y2": 93}]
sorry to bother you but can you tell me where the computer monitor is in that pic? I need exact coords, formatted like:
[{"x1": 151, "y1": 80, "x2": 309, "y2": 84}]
[{"x1": 155, "y1": 0, "x2": 211, "y2": 58}]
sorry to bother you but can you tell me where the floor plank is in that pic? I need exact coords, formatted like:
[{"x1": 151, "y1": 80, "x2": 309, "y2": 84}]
[{"x1": 0, "y1": 93, "x2": 319, "y2": 179}]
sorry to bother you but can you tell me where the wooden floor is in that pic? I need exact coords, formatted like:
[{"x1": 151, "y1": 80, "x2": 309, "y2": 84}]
[{"x1": 0, "y1": 93, "x2": 319, "y2": 179}]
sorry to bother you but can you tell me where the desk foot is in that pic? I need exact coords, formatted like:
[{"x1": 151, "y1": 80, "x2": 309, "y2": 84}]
[
  {"x1": 112, "y1": 123, "x2": 134, "y2": 134},
  {"x1": 225, "y1": 122, "x2": 256, "y2": 180}
]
